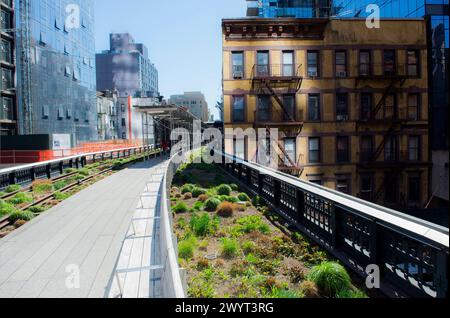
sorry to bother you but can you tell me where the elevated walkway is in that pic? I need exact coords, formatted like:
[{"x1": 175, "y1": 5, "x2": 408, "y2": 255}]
[{"x1": 0, "y1": 158, "x2": 167, "y2": 298}]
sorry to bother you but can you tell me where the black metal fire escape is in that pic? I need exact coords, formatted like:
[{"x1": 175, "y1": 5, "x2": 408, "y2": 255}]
[{"x1": 251, "y1": 64, "x2": 304, "y2": 176}]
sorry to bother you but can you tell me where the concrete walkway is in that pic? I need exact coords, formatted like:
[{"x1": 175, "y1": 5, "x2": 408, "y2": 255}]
[{"x1": 0, "y1": 158, "x2": 167, "y2": 298}]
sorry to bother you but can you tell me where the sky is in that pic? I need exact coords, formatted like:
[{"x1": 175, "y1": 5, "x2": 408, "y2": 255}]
[{"x1": 94, "y1": 0, "x2": 245, "y2": 120}]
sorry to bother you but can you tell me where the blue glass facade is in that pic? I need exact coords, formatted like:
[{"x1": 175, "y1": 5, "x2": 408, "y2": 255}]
[
  {"x1": 247, "y1": 0, "x2": 332, "y2": 18},
  {"x1": 14, "y1": 0, "x2": 97, "y2": 145}
]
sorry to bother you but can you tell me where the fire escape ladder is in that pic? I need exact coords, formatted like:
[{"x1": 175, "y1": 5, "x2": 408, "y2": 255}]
[
  {"x1": 261, "y1": 80, "x2": 295, "y2": 122},
  {"x1": 370, "y1": 80, "x2": 395, "y2": 120},
  {"x1": 266, "y1": 127, "x2": 297, "y2": 169},
  {"x1": 373, "y1": 168, "x2": 402, "y2": 202},
  {"x1": 371, "y1": 122, "x2": 398, "y2": 162}
]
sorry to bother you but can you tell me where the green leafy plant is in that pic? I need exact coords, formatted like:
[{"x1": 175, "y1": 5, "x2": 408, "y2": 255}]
[
  {"x1": 336, "y1": 288, "x2": 367, "y2": 298},
  {"x1": 189, "y1": 213, "x2": 219, "y2": 237},
  {"x1": 54, "y1": 192, "x2": 70, "y2": 201},
  {"x1": 235, "y1": 215, "x2": 270, "y2": 234},
  {"x1": 53, "y1": 180, "x2": 69, "y2": 191},
  {"x1": 32, "y1": 180, "x2": 54, "y2": 194},
  {"x1": 218, "y1": 195, "x2": 239, "y2": 203},
  {"x1": 217, "y1": 184, "x2": 232, "y2": 196},
  {"x1": 237, "y1": 193, "x2": 250, "y2": 202},
  {"x1": 9, "y1": 210, "x2": 34, "y2": 222},
  {"x1": 78, "y1": 168, "x2": 90, "y2": 176},
  {"x1": 192, "y1": 187, "x2": 207, "y2": 198},
  {"x1": 252, "y1": 195, "x2": 263, "y2": 207},
  {"x1": 191, "y1": 201, "x2": 204, "y2": 212},
  {"x1": 27, "y1": 206, "x2": 46, "y2": 214},
  {"x1": 5, "y1": 185, "x2": 21, "y2": 193},
  {"x1": 267, "y1": 286, "x2": 304, "y2": 298},
  {"x1": 181, "y1": 184, "x2": 195, "y2": 194},
  {"x1": 307, "y1": 261, "x2": 351, "y2": 297},
  {"x1": 242, "y1": 241, "x2": 256, "y2": 254},
  {"x1": 64, "y1": 168, "x2": 77, "y2": 174},
  {"x1": 173, "y1": 202, "x2": 189, "y2": 213},
  {"x1": 216, "y1": 202, "x2": 235, "y2": 218},
  {"x1": 0, "y1": 200, "x2": 19, "y2": 216},
  {"x1": 7, "y1": 192, "x2": 33, "y2": 205},
  {"x1": 178, "y1": 237, "x2": 197, "y2": 260},
  {"x1": 220, "y1": 238, "x2": 239, "y2": 258},
  {"x1": 229, "y1": 183, "x2": 239, "y2": 191},
  {"x1": 204, "y1": 197, "x2": 221, "y2": 211}
]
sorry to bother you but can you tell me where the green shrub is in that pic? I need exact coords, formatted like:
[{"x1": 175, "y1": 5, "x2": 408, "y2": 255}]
[
  {"x1": 252, "y1": 195, "x2": 263, "y2": 207},
  {"x1": 192, "y1": 187, "x2": 207, "y2": 198},
  {"x1": 5, "y1": 185, "x2": 21, "y2": 193},
  {"x1": 192, "y1": 201, "x2": 204, "y2": 212},
  {"x1": 268, "y1": 287, "x2": 304, "y2": 298},
  {"x1": 64, "y1": 168, "x2": 77, "y2": 174},
  {"x1": 172, "y1": 202, "x2": 189, "y2": 213},
  {"x1": 220, "y1": 238, "x2": 239, "y2": 258},
  {"x1": 0, "y1": 200, "x2": 19, "y2": 216},
  {"x1": 237, "y1": 193, "x2": 250, "y2": 202},
  {"x1": 9, "y1": 210, "x2": 34, "y2": 222},
  {"x1": 307, "y1": 261, "x2": 351, "y2": 297},
  {"x1": 337, "y1": 289, "x2": 368, "y2": 298},
  {"x1": 178, "y1": 237, "x2": 197, "y2": 260},
  {"x1": 78, "y1": 168, "x2": 90, "y2": 177},
  {"x1": 235, "y1": 215, "x2": 270, "y2": 234},
  {"x1": 204, "y1": 197, "x2": 221, "y2": 211},
  {"x1": 230, "y1": 183, "x2": 239, "y2": 191},
  {"x1": 7, "y1": 192, "x2": 33, "y2": 205},
  {"x1": 32, "y1": 180, "x2": 53, "y2": 194},
  {"x1": 217, "y1": 184, "x2": 232, "y2": 196},
  {"x1": 53, "y1": 180, "x2": 69, "y2": 191},
  {"x1": 218, "y1": 195, "x2": 239, "y2": 203},
  {"x1": 242, "y1": 241, "x2": 256, "y2": 254},
  {"x1": 27, "y1": 206, "x2": 46, "y2": 214},
  {"x1": 216, "y1": 202, "x2": 235, "y2": 218},
  {"x1": 0, "y1": 192, "x2": 6, "y2": 198},
  {"x1": 189, "y1": 213, "x2": 219, "y2": 236},
  {"x1": 181, "y1": 184, "x2": 195, "y2": 194},
  {"x1": 54, "y1": 192, "x2": 70, "y2": 201}
]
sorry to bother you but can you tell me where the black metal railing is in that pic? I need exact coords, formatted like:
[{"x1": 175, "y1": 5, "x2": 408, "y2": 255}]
[
  {"x1": 0, "y1": 145, "x2": 160, "y2": 191},
  {"x1": 215, "y1": 149, "x2": 448, "y2": 298}
]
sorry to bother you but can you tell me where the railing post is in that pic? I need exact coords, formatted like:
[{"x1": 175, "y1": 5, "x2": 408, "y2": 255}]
[
  {"x1": 93, "y1": 154, "x2": 96, "y2": 163},
  {"x1": 330, "y1": 203, "x2": 337, "y2": 248},
  {"x1": 30, "y1": 167, "x2": 36, "y2": 182},
  {"x1": 69, "y1": 159, "x2": 73, "y2": 168},
  {"x1": 436, "y1": 251, "x2": 448, "y2": 298},
  {"x1": 257, "y1": 172, "x2": 264, "y2": 196},
  {"x1": 75, "y1": 158, "x2": 80, "y2": 169},
  {"x1": 59, "y1": 161, "x2": 64, "y2": 174},
  {"x1": 46, "y1": 164, "x2": 51, "y2": 179},
  {"x1": 8, "y1": 171, "x2": 16, "y2": 186},
  {"x1": 274, "y1": 179, "x2": 281, "y2": 207},
  {"x1": 296, "y1": 188, "x2": 304, "y2": 224}
]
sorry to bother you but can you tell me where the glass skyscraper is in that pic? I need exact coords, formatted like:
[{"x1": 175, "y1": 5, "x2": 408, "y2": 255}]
[
  {"x1": 14, "y1": 0, "x2": 97, "y2": 145},
  {"x1": 246, "y1": 0, "x2": 332, "y2": 18}
]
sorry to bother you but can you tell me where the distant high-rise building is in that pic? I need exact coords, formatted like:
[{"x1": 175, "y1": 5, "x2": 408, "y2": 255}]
[
  {"x1": 96, "y1": 33, "x2": 158, "y2": 141},
  {"x1": 96, "y1": 33, "x2": 159, "y2": 98},
  {"x1": 11, "y1": 0, "x2": 98, "y2": 146},
  {"x1": 246, "y1": 0, "x2": 332, "y2": 18},
  {"x1": 169, "y1": 92, "x2": 209, "y2": 122}
]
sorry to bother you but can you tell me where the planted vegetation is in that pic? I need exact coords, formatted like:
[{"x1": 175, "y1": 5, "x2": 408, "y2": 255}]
[
  {"x1": 0, "y1": 149, "x2": 158, "y2": 237},
  {"x1": 171, "y1": 151, "x2": 367, "y2": 298}
]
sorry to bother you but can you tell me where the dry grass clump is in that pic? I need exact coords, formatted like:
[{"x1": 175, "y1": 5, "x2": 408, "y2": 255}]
[
  {"x1": 216, "y1": 202, "x2": 235, "y2": 218},
  {"x1": 183, "y1": 192, "x2": 193, "y2": 200},
  {"x1": 198, "y1": 194, "x2": 209, "y2": 202}
]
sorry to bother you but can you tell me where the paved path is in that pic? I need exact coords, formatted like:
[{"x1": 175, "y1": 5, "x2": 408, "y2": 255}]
[{"x1": 0, "y1": 158, "x2": 167, "y2": 298}]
